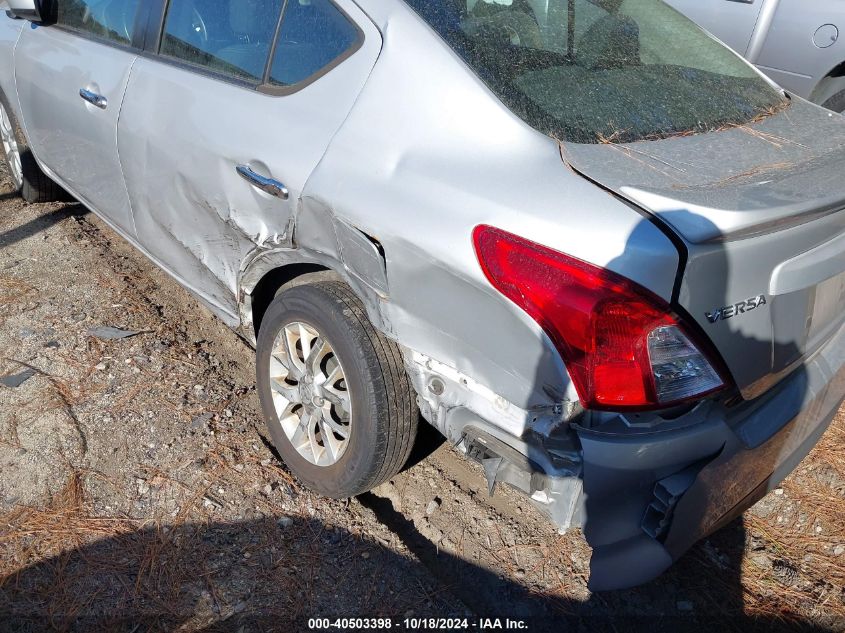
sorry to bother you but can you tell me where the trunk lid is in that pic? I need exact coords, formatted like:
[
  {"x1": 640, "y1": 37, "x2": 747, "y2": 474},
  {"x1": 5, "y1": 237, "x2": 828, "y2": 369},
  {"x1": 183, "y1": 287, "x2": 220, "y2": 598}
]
[{"x1": 563, "y1": 99, "x2": 845, "y2": 399}]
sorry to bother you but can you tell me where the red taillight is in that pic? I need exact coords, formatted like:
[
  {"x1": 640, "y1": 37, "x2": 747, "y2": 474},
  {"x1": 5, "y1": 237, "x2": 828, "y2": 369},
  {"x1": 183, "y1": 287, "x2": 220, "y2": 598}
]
[{"x1": 473, "y1": 225, "x2": 726, "y2": 410}]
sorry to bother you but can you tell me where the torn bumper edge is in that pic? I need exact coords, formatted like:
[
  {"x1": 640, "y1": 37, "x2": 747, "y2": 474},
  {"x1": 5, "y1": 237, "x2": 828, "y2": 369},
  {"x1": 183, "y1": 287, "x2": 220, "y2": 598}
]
[
  {"x1": 581, "y1": 320, "x2": 845, "y2": 591},
  {"x1": 402, "y1": 347, "x2": 586, "y2": 532},
  {"x1": 404, "y1": 320, "x2": 845, "y2": 592}
]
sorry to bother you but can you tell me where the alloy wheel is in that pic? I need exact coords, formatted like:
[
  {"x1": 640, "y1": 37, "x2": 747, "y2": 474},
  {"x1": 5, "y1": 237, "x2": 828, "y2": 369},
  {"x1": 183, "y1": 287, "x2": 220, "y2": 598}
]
[
  {"x1": 0, "y1": 102, "x2": 22, "y2": 190},
  {"x1": 269, "y1": 321, "x2": 352, "y2": 467}
]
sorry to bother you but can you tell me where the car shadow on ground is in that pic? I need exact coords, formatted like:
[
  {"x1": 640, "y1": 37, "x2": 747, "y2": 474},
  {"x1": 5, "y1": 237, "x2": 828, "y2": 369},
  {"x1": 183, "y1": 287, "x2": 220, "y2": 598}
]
[{"x1": 0, "y1": 510, "x2": 830, "y2": 633}]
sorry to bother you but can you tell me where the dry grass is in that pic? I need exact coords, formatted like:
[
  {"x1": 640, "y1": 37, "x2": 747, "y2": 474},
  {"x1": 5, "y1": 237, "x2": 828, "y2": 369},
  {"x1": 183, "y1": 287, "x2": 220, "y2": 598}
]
[
  {"x1": 0, "y1": 275, "x2": 36, "y2": 301},
  {"x1": 589, "y1": 99, "x2": 793, "y2": 147},
  {"x1": 0, "y1": 471, "x2": 315, "y2": 630},
  {"x1": 739, "y1": 412, "x2": 845, "y2": 623},
  {"x1": 3, "y1": 400, "x2": 845, "y2": 629},
  {"x1": 0, "y1": 474, "x2": 134, "y2": 562},
  {"x1": 0, "y1": 275, "x2": 38, "y2": 326},
  {"x1": 568, "y1": 99, "x2": 798, "y2": 182}
]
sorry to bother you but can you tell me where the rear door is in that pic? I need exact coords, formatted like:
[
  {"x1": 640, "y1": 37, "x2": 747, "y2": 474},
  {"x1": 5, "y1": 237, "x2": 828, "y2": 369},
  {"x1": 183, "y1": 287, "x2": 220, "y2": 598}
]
[
  {"x1": 117, "y1": 0, "x2": 381, "y2": 317},
  {"x1": 15, "y1": 0, "x2": 144, "y2": 234}
]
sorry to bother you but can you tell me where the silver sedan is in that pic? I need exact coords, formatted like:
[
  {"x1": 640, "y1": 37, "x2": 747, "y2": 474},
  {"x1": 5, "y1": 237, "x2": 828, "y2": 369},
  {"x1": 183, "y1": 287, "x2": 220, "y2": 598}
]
[{"x1": 2, "y1": 0, "x2": 845, "y2": 590}]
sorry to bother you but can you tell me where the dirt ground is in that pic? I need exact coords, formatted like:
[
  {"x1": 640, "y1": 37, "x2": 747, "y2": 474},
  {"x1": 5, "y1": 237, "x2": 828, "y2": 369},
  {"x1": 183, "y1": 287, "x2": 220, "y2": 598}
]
[{"x1": 0, "y1": 161, "x2": 844, "y2": 633}]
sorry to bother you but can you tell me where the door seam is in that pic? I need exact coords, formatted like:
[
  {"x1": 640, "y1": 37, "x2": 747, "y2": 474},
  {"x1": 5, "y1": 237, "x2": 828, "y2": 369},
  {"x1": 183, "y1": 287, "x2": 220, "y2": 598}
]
[{"x1": 115, "y1": 55, "x2": 140, "y2": 236}]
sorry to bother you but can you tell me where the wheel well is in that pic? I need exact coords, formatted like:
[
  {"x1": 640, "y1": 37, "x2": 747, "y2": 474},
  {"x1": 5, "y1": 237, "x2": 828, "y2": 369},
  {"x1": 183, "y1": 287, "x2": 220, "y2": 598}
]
[
  {"x1": 250, "y1": 264, "x2": 343, "y2": 338},
  {"x1": 829, "y1": 61, "x2": 845, "y2": 78},
  {"x1": 810, "y1": 63, "x2": 845, "y2": 106}
]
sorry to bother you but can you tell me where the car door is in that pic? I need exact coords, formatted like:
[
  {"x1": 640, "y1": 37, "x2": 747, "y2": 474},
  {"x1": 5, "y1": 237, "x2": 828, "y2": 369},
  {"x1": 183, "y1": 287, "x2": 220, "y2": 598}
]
[
  {"x1": 664, "y1": 0, "x2": 765, "y2": 56},
  {"x1": 14, "y1": 0, "x2": 145, "y2": 235},
  {"x1": 117, "y1": 0, "x2": 382, "y2": 319}
]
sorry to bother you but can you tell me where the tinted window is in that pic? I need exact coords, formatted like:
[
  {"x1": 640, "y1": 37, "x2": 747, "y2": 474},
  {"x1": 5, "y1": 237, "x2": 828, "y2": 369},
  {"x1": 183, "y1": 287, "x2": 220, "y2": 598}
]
[
  {"x1": 161, "y1": 0, "x2": 284, "y2": 82},
  {"x1": 403, "y1": 0, "x2": 787, "y2": 144},
  {"x1": 269, "y1": 0, "x2": 360, "y2": 87},
  {"x1": 56, "y1": 0, "x2": 141, "y2": 45}
]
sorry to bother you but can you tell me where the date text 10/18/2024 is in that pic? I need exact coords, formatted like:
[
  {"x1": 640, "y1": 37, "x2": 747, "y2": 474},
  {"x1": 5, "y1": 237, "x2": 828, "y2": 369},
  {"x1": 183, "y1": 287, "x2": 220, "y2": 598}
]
[{"x1": 308, "y1": 618, "x2": 530, "y2": 630}]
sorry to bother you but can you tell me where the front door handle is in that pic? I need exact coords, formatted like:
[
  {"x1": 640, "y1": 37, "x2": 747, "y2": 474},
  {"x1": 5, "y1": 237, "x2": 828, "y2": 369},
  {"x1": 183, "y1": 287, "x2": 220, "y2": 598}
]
[
  {"x1": 79, "y1": 88, "x2": 108, "y2": 110},
  {"x1": 236, "y1": 164, "x2": 289, "y2": 200}
]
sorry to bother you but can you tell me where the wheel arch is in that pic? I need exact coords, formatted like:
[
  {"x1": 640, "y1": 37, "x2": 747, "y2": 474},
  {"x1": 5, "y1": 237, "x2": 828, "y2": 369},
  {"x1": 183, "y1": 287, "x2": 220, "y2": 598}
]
[
  {"x1": 248, "y1": 262, "x2": 342, "y2": 341},
  {"x1": 809, "y1": 60, "x2": 845, "y2": 106},
  {"x1": 238, "y1": 250, "x2": 391, "y2": 345},
  {"x1": 824, "y1": 59, "x2": 845, "y2": 79}
]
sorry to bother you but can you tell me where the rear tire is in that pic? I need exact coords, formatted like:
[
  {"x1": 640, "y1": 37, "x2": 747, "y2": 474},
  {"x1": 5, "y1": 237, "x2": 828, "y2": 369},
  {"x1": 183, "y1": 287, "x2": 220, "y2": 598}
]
[
  {"x1": 0, "y1": 91, "x2": 67, "y2": 203},
  {"x1": 822, "y1": 88, "x2": 845, "y2": 115},
  {"x1": 256, "y1": 281, "x2": 418, "y2": 498}
]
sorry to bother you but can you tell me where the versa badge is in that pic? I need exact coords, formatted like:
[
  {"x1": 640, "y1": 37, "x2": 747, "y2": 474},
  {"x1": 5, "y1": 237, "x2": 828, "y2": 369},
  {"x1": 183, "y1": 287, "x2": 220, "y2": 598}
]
[{"x1": 706, "y1": 295, "x2": 768, "y2": 324}]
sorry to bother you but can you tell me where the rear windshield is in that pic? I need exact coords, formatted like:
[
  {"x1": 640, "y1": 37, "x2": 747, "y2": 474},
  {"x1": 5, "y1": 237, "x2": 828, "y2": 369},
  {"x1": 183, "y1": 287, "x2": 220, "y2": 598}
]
[{"x1": 403, "y1": 0, "x2": 788, "y2": 144}]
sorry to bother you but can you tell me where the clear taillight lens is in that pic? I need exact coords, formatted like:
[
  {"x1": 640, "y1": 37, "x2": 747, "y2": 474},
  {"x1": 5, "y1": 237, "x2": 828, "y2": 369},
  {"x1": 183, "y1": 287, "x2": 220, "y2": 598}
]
[
  {"x1": 647, "y1": 325, "x2": 724, "y2": 404},
  {"x1": 473, "y1": 225, "x2": 728, "y2": 411}
]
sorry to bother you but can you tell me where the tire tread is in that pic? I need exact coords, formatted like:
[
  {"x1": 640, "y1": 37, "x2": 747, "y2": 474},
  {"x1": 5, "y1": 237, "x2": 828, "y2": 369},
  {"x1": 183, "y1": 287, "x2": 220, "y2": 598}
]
[
  {"x1": 318, "y1": 282, "x2": 418, "y2": 491},
  {"x1": 256, "y1": 281, "x2": 418, "y2": 497}
]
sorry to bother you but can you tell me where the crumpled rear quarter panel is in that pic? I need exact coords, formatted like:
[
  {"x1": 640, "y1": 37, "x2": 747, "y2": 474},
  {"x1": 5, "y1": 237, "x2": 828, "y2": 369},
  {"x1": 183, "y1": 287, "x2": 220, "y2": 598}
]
[{"x1": 308, "y1": 1, "x2": 681, "y2": 420}]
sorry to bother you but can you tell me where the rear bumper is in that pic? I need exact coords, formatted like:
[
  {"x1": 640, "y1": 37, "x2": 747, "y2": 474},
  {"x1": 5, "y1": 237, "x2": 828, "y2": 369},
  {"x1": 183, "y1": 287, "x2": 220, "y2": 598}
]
[{"x1": 579, "y1": 320, "x2": 845, "y2": 591}]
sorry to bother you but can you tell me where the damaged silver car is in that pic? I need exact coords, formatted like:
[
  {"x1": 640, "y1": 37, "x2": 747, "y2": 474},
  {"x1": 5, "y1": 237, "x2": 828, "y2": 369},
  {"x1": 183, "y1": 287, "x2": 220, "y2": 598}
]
[{"x1": 3, "y1": 0, "x2": 845, "y2": 590}]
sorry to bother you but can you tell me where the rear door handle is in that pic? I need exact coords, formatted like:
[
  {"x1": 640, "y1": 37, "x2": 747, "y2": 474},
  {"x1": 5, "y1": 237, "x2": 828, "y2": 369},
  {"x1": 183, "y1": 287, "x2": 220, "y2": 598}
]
[
  {"x1": 79, "y1": 88, "x2": 108, "y2": 110},
  {"x1": 236, "y1": 164, "x2": 289, "y2": 200}
]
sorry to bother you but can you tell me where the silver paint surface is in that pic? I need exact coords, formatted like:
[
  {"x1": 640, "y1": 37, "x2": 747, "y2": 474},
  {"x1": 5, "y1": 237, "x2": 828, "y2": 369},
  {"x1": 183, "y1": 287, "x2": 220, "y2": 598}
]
[
  {"x1": 16, "y1": 24, "x2": 137, "y2": 233},
  {"x1": 563, "y1": 97, "x2": 845, "y2": 398}
]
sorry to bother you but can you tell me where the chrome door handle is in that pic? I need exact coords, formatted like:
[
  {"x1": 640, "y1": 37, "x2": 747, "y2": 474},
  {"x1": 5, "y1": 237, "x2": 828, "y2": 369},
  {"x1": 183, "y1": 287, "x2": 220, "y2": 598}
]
[
  {"x1": 79, "y1": 88, "x2": 108, "y2": 110},
  {"x1": 236, "y1": 164, "x2": 289, "y2": 200}
]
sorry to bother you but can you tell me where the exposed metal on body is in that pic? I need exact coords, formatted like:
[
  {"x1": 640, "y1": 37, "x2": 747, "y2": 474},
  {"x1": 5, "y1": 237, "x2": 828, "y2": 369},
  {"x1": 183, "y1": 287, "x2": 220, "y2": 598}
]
[
  {"x1": 269, "y1": 321, "x2": 351, "y2": 467},
  {"x1": 79, "y1": 88, "x2": 108, "y2": 109},
  {"x1": 236, "y1": 164, "x2": 290, "y2": 200},
  {"x1": 0, "y1": 99, "x2": 22, "y2": 189}
]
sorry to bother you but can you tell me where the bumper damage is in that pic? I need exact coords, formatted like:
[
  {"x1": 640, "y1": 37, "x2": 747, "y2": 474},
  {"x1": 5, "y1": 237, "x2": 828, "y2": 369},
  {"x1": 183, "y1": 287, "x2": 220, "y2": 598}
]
[
  {"x1": 583, "y1": 317, "x2": 845, "y2": 590},
  {"x1": 406, "y1": 322, "x2": 845, "y2": 591}
]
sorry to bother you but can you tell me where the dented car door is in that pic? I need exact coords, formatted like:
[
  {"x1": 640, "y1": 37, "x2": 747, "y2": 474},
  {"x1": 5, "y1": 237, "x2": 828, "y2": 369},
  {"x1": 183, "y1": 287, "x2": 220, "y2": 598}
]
[{"x1": 117, "y1": 0, "x2": 381, "y2": 319}]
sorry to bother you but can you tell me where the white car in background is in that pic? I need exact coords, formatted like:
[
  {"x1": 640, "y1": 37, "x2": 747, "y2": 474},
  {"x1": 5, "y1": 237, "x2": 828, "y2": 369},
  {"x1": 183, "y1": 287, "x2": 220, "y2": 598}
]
[{"x1": 668, "y1": 0, "x2": 845, "y2": 112}]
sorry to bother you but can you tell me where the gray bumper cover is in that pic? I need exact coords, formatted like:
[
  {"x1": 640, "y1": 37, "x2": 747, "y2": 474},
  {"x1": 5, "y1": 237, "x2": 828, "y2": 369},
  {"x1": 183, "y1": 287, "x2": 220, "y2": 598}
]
[{"x1": 579, "y1": 321, "x2": 845, "y2": 591}]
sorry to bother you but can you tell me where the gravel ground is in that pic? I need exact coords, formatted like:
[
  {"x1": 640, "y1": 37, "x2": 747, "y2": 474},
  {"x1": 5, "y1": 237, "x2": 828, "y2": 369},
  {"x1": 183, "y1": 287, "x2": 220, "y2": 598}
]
[{"x1": 0, "y1": 162, "x2": 844, "y2": 633}]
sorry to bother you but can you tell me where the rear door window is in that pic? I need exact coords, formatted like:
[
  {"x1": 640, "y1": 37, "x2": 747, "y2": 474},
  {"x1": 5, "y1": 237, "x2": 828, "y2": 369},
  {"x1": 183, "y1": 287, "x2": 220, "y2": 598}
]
[
  {"x1": 160, "y1": 0, "x2": 285, "y2": 82},
  {"x1": 56, "y1": 0, "x2": 142, "y2": 45},
  {"x1": 268, "y1": 0, "x2": 361, "y2": 88}
]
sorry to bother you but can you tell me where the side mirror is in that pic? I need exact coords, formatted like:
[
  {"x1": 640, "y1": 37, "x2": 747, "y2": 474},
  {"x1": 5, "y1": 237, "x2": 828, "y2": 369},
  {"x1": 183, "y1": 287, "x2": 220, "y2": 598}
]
[{"x1": 7, "y1": 0, "x2": 43, "y2": 21}]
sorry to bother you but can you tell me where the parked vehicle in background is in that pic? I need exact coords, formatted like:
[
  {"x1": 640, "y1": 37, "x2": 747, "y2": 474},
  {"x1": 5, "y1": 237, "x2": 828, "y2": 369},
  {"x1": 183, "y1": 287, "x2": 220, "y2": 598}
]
[
  {"x1": 3, "y1": 0, "x2": 845, "y2": 592},
  {"x1": 667, "y1": 0, "x2": 845, "y2": 113}
]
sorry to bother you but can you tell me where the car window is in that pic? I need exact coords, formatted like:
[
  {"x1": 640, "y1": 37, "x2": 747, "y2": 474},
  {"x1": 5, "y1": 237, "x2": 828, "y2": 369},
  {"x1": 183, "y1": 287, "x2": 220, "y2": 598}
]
[
  {"x1": 160, "y1": 0, "x2": 285, "y2": 82},
  {"x1": 269, "y1": 0, "x2": 360, "y2": 87},
  {"x1": 404, "y1": 0, "x2": 787, "y2": 144},
  {"x1": 56, "y1": 0, "x2": 142, "y2": 45}
]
